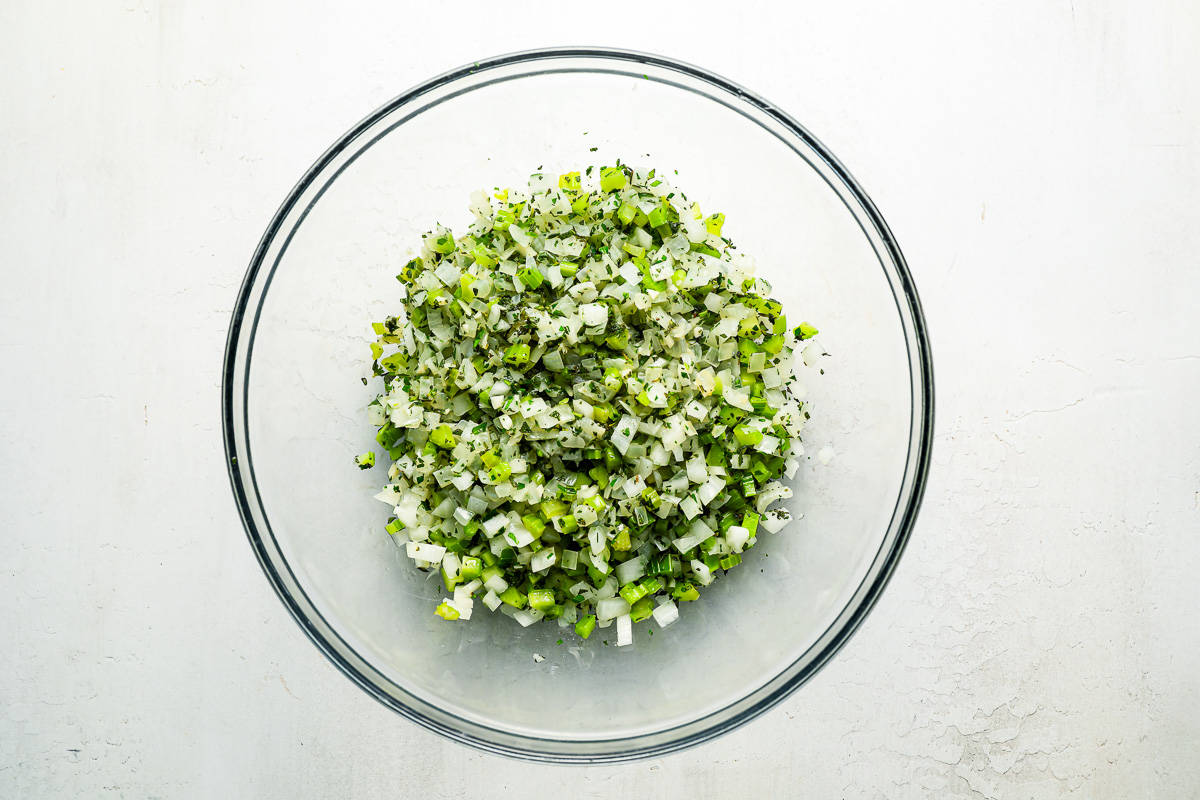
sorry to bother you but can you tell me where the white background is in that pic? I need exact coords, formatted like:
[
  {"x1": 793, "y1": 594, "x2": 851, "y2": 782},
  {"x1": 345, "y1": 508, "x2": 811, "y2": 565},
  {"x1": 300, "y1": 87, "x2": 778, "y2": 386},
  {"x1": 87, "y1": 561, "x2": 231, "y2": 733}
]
[{"x1": 3, "y1": 1, "x2": 1198, "y2": 797}]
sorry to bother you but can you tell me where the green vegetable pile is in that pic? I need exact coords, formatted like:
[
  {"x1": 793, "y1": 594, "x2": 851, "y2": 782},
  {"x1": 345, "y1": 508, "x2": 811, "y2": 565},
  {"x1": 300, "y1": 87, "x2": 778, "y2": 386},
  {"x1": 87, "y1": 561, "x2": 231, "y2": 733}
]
[{"x1": 360, "y1": 164, "x2": 819, "y2": 645}]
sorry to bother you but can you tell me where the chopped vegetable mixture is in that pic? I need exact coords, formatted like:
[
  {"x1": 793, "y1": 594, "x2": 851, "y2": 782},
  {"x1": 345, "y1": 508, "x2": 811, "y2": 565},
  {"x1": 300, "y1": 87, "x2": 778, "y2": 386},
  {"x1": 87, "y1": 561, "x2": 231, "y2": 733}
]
[{"x1": 361, "y1": 165, "x2": 820, "y2": 644}]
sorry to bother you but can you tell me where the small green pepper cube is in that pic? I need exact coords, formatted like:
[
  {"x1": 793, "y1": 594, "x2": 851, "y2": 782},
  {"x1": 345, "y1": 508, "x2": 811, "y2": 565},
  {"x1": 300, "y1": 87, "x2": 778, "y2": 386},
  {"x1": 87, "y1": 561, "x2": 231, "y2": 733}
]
[
  {"x1": 599, "y1": 166, "x2": 627, "y2": 192},
  {"x1": 587, "y1": 465, "x2": 609, "y2": 488},
  {"x1": 738, "y1": 315, "x2": 764, "y2": 339},
  {"x1": 498, "y1": 586, "x2": 527, "y2": 609},
  {"x1": 472, "y1": 242, "x2": 497, "y2": 267},
  {"x1": 430, "y1": 425, "x2": 457, "y2": 449},
  {"x1": 517, "y1": 266, "x2": 545, "y2": 289},
  {"x1": 795, "y1": 322, "x2": 819, "y2": 340},
  {"x1": 527, "y1": 589, "x2": 556, "y2": 611},
  {"x1": 734, "y1": 425, "x2": 764, "y2": 447},
  {"x1": 705, "y1": 212, "x2": 725, "y2": 236},
  {"x1": 379, "y1": 352, "x2": 408, "y2": 373},
  {"x1": 617, "y1": 202, "x2": 638, "y2": 225},
  {"x1": 672, "y1": 582, "x2": 700, "y2": 601},
  {"x1": 592, "y1": 401, "x2": 616, "y2": 423},
  {"x1": 459, "y1": 556, "x2": 483, "y2": 579},
  {"x1": 493, "y1": 208, "x2": 516, "y2": 230},
  {"x1": 629, "y1": 596, "x2": 655, "y2": 622},
  {"x1": 717, "y1": 404, "x2": 747, "y2": 425},
  {"x1": 488, "y1": 461, "x2": 512, "y2": 483},
  {"x1": 355, "y1": 451, "x2": 376, "y2": 469},
  {"x1": 603, "y1": 445, "x2": 622, "y2": 471},
  {"x1": 611, "y1": 525, "x2": 631, "y2": 551},
  {"x1": 761, "y1": 334, "x2": 785, "y2": 354},
  {"x1": 503, "y1": 343, "x2": 531, "y2": 366},
  {"x1": 641, "y1": 487, "x2": 662, "y2": 509},
  {"x1": 521, "y1": 514, "x2": 547, "y2": 538}
]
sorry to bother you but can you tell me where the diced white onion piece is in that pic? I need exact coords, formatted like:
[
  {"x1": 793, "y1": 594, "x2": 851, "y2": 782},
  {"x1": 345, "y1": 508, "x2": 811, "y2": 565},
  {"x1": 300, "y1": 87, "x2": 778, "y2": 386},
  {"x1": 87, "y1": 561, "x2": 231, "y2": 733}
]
[
  {"x1": 678, "y1": 497, "x2": 700, "y2": 519},
  {"x1": 503, "y1": 523, "x2": 536, "y2": 548},
  {"x1": 651, "y1": 600, "x2": 679, "y2": 628},
  {"x1": 726, "y1": 525, "x2": 750, "y2": 553},
  {"x1": 482, "y1": 590, "x2": 502, "y2": 611},
  {"x1": 597, "y1": 596, "x2": 631, "y2": 622},
  {"x1": 755, "y1": 483, "x2": 793, "y2": 514},
  {"x1": 755, "y1": 435, "x2": 780, "y2": 455},
  {"x1": 686, "y1": 559, "x2": 711, "y2": 586},
  {"x1": 673, "y1": 519, "x2": 713, "y2": 553},
  {"x1": 530, "y1": 549, "x2": 557, "y2": 573},
  {"x1": 723, "y1": 388, "x2": 752, "y2": 411},
  {"x1": 615, "y1": 613, "x2": 633, "y2": 646},
  {"x1": 513, "y1": 609, "x2": 545, "y2": 627},
  {"x1": 610, "y1": 414, "x2": 639, "y2": 454},
  {"x1": 643, "y1": 384, "x2": 668, "y2": 408},
  {"x1": 614, "y1": 556, "x2": 645, "y2": 586},
  {"x1": 406, "y1": 541, "x2": 446, "y2": 563},
  {"x1": 579, "y1": 302, "x2": 608, "y2": 327},
  {"x1": 697, "y1": 475, "x2": 724, "y2": 506},
  {"x1": 761, "y1": 510, "x2": 791, "y2": 534}
]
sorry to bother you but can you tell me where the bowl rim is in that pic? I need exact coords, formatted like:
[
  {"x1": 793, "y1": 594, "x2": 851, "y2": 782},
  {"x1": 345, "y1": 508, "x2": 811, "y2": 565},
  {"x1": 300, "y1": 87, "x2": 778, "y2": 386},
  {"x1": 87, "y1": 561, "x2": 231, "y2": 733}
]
[{"x1": 222, "y1": 45, "x2": 935, "y2": 763}]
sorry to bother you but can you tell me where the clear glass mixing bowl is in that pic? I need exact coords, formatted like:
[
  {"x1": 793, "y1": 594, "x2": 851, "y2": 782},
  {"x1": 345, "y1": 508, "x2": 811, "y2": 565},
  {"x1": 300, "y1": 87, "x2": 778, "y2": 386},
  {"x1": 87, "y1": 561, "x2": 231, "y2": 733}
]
[{"x1": 222, "y1": 48, "x2": 933, "y2": 763}]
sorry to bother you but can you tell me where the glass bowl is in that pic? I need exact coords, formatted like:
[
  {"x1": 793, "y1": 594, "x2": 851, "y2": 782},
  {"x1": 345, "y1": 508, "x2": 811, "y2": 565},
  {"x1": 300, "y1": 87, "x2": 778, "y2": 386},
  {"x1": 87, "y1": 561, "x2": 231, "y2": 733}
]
[{"x1": 222, "y1": 48, "x2": 933, "y2": 763}]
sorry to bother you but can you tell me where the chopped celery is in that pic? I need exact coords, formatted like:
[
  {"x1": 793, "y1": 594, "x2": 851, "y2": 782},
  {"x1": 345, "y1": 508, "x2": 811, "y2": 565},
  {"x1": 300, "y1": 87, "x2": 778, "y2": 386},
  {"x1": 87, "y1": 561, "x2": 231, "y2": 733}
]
[
  {"x1": 434, "y1": 602, "x2": 460, "y2": 620},
  {"x1": 575, "y1": 614, "x2": 597, "y2": 639}
]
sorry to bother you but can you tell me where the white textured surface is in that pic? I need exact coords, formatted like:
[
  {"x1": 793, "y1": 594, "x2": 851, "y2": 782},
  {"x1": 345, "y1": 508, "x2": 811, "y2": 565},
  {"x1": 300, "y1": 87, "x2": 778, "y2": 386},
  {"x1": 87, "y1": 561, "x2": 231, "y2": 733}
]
[{"x1": 3, "y1": 1, "x2": 1199, "y2": 797}]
